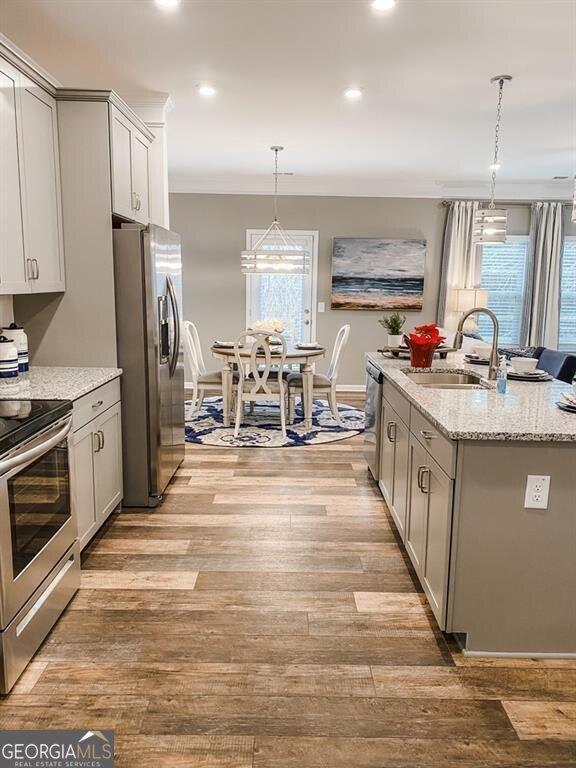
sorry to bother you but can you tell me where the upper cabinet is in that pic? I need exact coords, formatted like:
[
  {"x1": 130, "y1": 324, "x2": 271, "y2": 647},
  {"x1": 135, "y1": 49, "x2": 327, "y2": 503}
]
[
  {"x1": 0, "y1": 57, "x2": 65, "y2": 294},
  {"x1": 110, "y1": 105, "x2": 150, "y2": 225}
]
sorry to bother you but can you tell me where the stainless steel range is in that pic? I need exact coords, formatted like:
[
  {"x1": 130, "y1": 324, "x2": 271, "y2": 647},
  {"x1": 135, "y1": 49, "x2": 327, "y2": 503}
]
[{"x1": 0, "y1": 399, "x2": 80, "y2": 693}]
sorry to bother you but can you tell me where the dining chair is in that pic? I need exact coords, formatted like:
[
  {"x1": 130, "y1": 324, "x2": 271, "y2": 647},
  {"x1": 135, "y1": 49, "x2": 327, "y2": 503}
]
[
  {"x1": 287, "y1": 324, "x2": 350, "y2": 426},
  {"x1": 183, "y1": 320, "x2": 226, "y2": 416},
  {"x1": 234, "y1": 331, "x2": 288, "y2": 438},
  {"x1": 536, "y1": 348, "x2": 576, "y2": 384}
]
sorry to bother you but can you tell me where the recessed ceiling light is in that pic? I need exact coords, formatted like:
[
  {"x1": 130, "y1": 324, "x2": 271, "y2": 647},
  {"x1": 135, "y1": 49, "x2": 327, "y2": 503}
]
[
  {"x1": 155, "y1": 0, "x2": 180, "y2": 8},
  {"x1": 197, "y1": 84, "x2": 217, "y2": 98},
  {"x1": 372, "y1": 0, "x2": 396, "y2": 11},
  {"x1": 489, "y1": 163, "x2": 501, "y2": 171},
  {"x1": 344, "y1": 87, "x2": 363, "y2": 100}
]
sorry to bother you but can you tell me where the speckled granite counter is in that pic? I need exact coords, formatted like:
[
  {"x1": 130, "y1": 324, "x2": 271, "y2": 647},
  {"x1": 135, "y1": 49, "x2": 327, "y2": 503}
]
[
  {"x1": 367, "y1": 352, "x2": 576, "y2": 442},
  {"x1": 0, "y1": 366, "x2": 122, "y2": 401}
]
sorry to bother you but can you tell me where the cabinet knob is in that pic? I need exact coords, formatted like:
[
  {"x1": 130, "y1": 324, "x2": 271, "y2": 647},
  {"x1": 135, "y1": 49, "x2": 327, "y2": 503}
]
[
  {"x1": 420, "y1": 430, "x2": 436, "y2": 441},
  {"x1": 92, "y1": 400, "x2": 104, "y2": 409},
  {"x1": 386, "y1": 421, "x2": 397, "y2": 442},
  {"x1": 417, "y1": 465, "x2": 431, "y2": 494}
]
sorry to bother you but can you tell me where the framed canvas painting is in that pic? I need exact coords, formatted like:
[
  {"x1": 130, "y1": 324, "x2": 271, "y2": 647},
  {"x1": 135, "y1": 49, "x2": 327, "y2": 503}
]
[{"x1": 331, "y1": 238, "x2": 426, "y2": 310}]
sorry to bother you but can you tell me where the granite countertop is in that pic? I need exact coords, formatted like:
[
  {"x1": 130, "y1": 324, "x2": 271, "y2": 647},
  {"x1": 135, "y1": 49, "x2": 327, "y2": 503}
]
[
  {"x1": 0, "y1": 366, "x2": 122, "y2": 402},
  {"x1": 367, "y1": 352, "x2": 576, "y2": 442}
]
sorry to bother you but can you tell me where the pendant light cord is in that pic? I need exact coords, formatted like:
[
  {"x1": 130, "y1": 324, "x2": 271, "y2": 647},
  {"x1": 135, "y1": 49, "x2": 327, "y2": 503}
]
[
  {"x1": 489, "y1": 78, "x2": 505, "y2": 210},
  {"x1": 273, "y1": 147, "x2": 279, "y2": 222}
]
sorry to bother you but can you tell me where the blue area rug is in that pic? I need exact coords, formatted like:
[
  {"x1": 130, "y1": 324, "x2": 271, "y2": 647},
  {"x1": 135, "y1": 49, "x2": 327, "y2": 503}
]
[{"x1": 185, "y1": 397, "x2": 365, "y2": 448}]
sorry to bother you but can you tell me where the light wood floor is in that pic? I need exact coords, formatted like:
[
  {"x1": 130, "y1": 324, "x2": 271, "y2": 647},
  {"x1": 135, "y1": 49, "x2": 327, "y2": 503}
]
[{"x1": 1, "y1": 395, "x2": 575, "y2": 767}]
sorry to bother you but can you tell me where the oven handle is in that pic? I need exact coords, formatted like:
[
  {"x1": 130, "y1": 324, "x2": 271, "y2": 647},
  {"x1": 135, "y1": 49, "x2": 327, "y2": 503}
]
[{"x1": 0, "y1": 417, "x2": 72, "y2": 476}]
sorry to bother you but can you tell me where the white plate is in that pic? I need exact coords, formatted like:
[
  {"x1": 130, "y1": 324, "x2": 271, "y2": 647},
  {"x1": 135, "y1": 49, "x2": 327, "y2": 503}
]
[{"x1": 296, "y1": 342, "x2": 322, "y2": 349}]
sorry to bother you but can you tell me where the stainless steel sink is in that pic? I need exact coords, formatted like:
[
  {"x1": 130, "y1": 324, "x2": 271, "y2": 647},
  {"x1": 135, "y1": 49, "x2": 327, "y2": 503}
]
[{"x1": 405, "y1": 372, "x2": 489, "y2": 389}]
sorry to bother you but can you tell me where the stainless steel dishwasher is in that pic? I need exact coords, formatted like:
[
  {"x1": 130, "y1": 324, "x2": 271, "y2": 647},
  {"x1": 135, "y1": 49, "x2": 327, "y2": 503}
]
[{"x1": 364, "y1": 361, "x2": 383, "y2": 480}]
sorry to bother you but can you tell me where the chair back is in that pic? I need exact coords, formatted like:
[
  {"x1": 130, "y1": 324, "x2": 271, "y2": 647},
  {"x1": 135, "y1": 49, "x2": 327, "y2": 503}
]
[
  {"x1": 536, "y1": 348, "x2": 576, "y2": 384},
  {"x1": 183, "y1": 321, "x2": 203, "y2": 384},
  {"x1": 234, "y1": 331, "x2": 287, "y2": 395},
  {"x1": 327, "y1": 324, "x2": 350, "y2": 383}
]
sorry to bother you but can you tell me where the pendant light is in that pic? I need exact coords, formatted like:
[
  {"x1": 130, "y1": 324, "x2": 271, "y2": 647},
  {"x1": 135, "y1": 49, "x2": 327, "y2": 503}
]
[
  {"x1": 241, "y1": 147, "x2": 310, "y2": 274},
  {"x1": 572, "y1": 176, "x2": 576, "y2": 223},
  {"x1": 473, "y1": 75, "x2": 512, "y2": 245}
]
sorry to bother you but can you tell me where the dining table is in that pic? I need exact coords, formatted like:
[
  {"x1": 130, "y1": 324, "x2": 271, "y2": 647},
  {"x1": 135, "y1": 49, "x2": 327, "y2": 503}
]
[{"x1": 210, "y1": 343, "x2": 327, "y2": 430}]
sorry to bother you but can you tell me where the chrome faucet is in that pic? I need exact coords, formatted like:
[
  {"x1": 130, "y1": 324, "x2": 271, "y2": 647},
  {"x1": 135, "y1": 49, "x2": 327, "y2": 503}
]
[{"x1": 454, "y1": 307, "x2": 500, "y2": 380}]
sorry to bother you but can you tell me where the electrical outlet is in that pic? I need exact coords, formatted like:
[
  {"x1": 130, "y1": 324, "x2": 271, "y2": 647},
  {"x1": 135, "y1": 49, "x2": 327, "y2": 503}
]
[
  {"x1": 317, "y1": 302, "x2": 325, "y2": 313},
  {"x1": 524, "y1": 475, "x2": 551, "y2": 509}
]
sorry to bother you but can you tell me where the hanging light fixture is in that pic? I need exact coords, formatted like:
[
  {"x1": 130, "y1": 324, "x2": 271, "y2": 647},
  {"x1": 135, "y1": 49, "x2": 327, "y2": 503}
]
[
  {"x1": 241, "y1": 146, "x2": 310, "y2": 274},
  {"x1": 572, "y1": 176, "x2": 576, "y2": 223},
  {"x1": 473, "y1": 75, "x2": 512, "y2": 245}
]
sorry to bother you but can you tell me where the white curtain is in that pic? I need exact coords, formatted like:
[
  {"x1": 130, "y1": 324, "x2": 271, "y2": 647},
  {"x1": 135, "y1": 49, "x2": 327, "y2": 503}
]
[
  {"x1": 522, "y1": 202, "x2": 564, "y2": 347},
  {"x1": 437, "y1": 200, "x2": 481, "y2": 330}
]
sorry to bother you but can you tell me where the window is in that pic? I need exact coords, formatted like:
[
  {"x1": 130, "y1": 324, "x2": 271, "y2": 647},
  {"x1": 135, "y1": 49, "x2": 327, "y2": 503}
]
[
  {"x1": 477, "y1": 237, "x2": 529, "y2": 345},
  {"x1": 559, "y1": 237, "x2": 576, "y2": 351}
]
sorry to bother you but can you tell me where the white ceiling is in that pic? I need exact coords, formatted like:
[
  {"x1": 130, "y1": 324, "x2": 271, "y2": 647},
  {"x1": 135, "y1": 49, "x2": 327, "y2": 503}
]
[{"x1": 2, "y1": 0, "x2": 575, "y2": 198}]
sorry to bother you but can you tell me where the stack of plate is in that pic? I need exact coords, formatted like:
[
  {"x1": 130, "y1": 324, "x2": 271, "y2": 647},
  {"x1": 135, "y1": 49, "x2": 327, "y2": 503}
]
[
  {"x1": 507, "y1": 369, "x2": 552, "y2": 382},
  {"x1": 464, "y1": 354, "x2": 492, "y2": 366},
  {"x1": 557, "y1": 392, "x2": 576, "y2": 413}
]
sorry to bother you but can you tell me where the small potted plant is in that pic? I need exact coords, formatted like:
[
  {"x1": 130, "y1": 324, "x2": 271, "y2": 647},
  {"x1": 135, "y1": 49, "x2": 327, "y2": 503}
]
[
  {"x1": 379, "y1": 312, "x2": 406, "y2": 347},
  {"x1": 404, "y1": 324, "x2": 446, "y2": 368}
]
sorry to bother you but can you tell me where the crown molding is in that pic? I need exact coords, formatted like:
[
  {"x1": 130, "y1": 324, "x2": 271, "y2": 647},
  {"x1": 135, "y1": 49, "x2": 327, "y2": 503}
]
[
  {"x1": 0, "y1": 33, "x2": 61, "y2": 94},
  {"x1": 169, "y1": 173, "x2": 573, "y2": 201},
  {"x1": 56, "y1": 89, "x2": 155, "y2": 141},
  {"x1": 120, "y1": 91, "x2": 174, "y2": 124}
]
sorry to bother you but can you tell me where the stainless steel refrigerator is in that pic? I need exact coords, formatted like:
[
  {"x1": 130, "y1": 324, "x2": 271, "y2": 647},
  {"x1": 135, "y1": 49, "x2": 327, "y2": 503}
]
[{"x1": 113, "y1": 224, "x2": 185, "y2": 507}]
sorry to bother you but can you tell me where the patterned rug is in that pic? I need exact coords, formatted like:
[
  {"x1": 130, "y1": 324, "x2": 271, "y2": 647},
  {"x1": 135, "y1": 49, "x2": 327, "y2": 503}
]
[{"x1": 185, "y1": 397, "x2": 365, "y2": 448}]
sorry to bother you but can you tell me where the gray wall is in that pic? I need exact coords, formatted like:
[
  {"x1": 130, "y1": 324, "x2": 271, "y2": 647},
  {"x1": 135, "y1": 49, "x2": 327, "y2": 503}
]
[{"x1": 170, "y1": 193, "x2": 448, "y2": 387}]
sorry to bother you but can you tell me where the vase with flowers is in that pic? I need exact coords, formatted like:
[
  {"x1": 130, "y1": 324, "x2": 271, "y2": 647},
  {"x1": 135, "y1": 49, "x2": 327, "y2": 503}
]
[
  {"x1": 379, "y1": 312, "x2": 406, "y2": 348},
  {"x1": 404, "y1": 324, "x2": 446, "y2": 368}
]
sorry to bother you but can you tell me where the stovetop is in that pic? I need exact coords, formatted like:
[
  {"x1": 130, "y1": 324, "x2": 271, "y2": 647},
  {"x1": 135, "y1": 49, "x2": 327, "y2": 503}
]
[{"x1": 0, "y1": 400, "x2": 72, "y2": 457}]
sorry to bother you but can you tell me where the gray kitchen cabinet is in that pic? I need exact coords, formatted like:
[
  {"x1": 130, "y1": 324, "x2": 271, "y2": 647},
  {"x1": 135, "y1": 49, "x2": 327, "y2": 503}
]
[
  {"x1": 70, "y1": 381, "x2": 123, "y2": 549},
  {"x1": 0, "y1": 55, "x2": 65, "y2": 294},
  {"x1": 379, "y1": 398, "x2": 410, "y2": 541},
  {"x1": 407, "y1": 434, "x2": 453, "y2": 629},
  {"x1": 110, "y1": 104, "x2": 150, "y2": 225}
]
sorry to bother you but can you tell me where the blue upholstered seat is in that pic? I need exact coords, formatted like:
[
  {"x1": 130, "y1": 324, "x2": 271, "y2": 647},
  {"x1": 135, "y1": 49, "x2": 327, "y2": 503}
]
[{"x1": 535, "y1": 348, "x2": 576, "y2": 384}]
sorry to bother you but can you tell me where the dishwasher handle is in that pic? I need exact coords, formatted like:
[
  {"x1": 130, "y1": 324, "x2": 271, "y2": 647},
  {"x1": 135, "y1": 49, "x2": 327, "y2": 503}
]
[{"x1": 366, "y1": 361, "x2": 384, "y2": 384}]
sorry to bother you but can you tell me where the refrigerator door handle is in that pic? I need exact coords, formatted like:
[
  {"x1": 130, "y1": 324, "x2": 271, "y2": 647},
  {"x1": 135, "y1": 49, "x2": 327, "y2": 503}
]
[
  {"x1": 158, "y1": 295, "x2": 170, "y2": 364},
  {"x1": 166, "y1": 275, "x2": 181, "y2": 378}
]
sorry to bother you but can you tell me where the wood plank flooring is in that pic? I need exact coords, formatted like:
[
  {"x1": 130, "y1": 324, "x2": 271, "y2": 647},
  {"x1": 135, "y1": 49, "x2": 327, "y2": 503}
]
[{"x1": 1, "y1": 396, "x2": 575, "y2": 767}]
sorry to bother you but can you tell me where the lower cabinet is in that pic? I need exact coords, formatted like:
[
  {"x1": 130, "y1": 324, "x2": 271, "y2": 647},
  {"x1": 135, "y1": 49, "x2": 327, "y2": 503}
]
[
  {"x1": 379, "y1": 399, "x2": 410, "y2": 540},
  {"x1": 406, "y1": 435, "x2": 453, "y2": 628},
  {"x1": 71, "y1": 398, "x2": 123, "y2": 549}
]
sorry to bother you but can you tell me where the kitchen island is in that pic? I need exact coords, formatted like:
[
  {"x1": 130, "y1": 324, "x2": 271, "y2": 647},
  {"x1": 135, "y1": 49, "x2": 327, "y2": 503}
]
[{"x1": 367, "y1": 352, "x2": 575, "y2": 657}]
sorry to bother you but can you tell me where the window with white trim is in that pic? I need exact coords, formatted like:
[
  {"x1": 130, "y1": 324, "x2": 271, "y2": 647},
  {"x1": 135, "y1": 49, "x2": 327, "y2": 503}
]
[
  {"x1": 477, "y1": 237, "x2": 529, "y2": 345},
  {"x1": 559, "y1": 237, "x2": 576, "y2": 351}
]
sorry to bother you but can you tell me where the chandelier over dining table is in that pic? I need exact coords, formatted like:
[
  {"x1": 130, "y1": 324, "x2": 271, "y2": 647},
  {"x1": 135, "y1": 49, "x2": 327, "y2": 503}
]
[{"x1": 241, "y1": 146, "x2": 310, "y2": 275}]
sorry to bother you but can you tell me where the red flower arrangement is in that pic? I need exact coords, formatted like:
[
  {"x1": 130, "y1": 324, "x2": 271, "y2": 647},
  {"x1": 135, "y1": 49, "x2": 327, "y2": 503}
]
[{"x1": 404, "y1": 324, "x2": 446, "y2": 368}]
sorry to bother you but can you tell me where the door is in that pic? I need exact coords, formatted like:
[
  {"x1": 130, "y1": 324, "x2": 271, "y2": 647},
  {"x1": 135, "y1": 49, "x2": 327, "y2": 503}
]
[
  {"x1": 391, "y1": 415, "x2": 410, "y2": 540},
  {"x1": 379, "y1": 400, "x2": 395, "y2": 506},
  {"x1": 19, "y1": 81, "x2": 65, "y2": 292},
  {"x1": 94, "y1": 402, "x2": 123, "y2": 522},
  {"x1": 71, "y1": 422, "x2": 97, "y2": 548},
  {"x1": 131, "y1": 132, "x2": 150, "y2": 224},
  {"x1": 421, "y1": 459, "x2": 453, "y2": 628},
  {"x1": 246, "y1": 230, "x2": 319, "y2": 343},
  {"x1": 110, "y1": 105, "x2": 133, "y2": 219},
  {"x1": 406, "y1": 436, "x2": 428, "y2": 574},
  {"x1": 145, "y1": 226, "x2": 184, "y2": 497},
  {"x1": 0, "y1": 61, "x2": 27, "y2": 293}
]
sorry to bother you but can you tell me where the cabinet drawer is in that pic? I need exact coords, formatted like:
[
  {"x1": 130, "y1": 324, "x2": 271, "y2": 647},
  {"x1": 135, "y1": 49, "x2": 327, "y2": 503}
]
[
  {"x1": 383, "y1": 380, "x2": 410, "y2": 426},
  {"x1": 411, "y1": 407, "x2": 456, "y2": 478},
  {"x1": 72, "y1": 378, "x2": 121, "y2": 432}
]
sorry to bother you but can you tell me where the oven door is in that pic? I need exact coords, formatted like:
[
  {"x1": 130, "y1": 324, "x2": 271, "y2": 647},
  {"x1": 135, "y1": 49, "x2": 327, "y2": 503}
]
[{"x1": 0, "y1": 415, "x2": 76, "y2": 629}]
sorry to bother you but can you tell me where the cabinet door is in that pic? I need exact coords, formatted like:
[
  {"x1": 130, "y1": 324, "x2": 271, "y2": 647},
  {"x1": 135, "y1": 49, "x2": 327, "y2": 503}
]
[
  {"x1": 421, "y1": 459, "x2": 453, "y2": 629},
  {"x1": 131, "y1": 131, "x2": 150, "y2": 224},
  {"x1": 110, "y1": 106, "x2": 134, "y2": 220},
  {"x1": 391, "y1": 415, "x2": 410, "y2": 541},
  {"x1": 406, "y1": 436, "x2": 428, "y2": 574},
  {"x1": 94, "y1": 402, "x2": 123, "y2": 522},
  {"x1": 20, "y1": 81, "x2": 65, "y2": 292},
  {"x1": 379, "y1": 401, "x2": 395, "y2": 506},
  {"x1": 71, "y1": 422, "x2": 97, "y2": 549},
  {"x1": 0, "y1": 61, "x2": 28, "y2": 293}
]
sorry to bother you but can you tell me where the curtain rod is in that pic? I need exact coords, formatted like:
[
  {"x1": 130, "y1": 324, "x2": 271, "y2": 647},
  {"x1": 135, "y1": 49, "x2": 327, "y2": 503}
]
[{"x1": 441, "y1": 199, "x2": 570, "y2": 207}]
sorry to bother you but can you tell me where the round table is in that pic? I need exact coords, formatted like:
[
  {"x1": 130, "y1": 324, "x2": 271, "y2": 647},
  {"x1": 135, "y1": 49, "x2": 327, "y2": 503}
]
[{"x1": 211, "y1": 344, "x2": 326, "y2": 430}]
